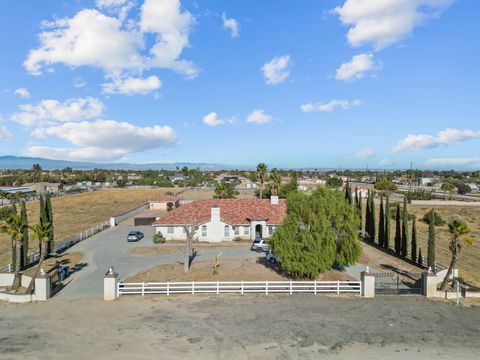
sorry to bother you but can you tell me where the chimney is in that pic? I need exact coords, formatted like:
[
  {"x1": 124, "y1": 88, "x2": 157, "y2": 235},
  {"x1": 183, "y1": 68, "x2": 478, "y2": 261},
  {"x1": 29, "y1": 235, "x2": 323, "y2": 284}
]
[
  {"x1": 270, "y1": 196, "x2": 279, "y2": 205},
  {"x1": 211, "y1": 205, "x2": 221, "y2": 222}
]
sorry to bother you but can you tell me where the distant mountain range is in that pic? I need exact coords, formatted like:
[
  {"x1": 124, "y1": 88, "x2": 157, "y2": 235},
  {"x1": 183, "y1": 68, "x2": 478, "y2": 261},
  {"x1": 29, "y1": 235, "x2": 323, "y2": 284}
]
[{"x1": 0, "y1": 156, "x2": 229, "y2": 171}]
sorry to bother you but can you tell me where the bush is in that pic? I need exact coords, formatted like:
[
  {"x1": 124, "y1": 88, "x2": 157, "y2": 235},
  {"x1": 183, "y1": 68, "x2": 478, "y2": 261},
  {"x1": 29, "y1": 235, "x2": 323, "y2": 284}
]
[
  {"x1": 0, "y1": 205, "x2": 16, "y2": 221},
  {"x1": 153, "y1": 232, "x2": 166, "y2": 244},
  {"x1": 422, "y1": 209, "x2": 446, "y2": 226},
  {"x1": 232, "y1": 236, "x2": 243, "y2": 242},
  {"x1": 405, "y1": 190, "x2": 434, "y2": 201}
]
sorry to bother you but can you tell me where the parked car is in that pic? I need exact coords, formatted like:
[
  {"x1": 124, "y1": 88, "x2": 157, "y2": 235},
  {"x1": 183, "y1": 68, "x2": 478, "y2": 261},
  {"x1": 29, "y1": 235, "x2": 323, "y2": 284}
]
[
  {"x1": 266, "y1": 250, "x2": 280, "y2": 264},
  {"x1": 127, "y1": 231, "x2": 144, "y2": 242},
  {"x1": 251, "y1": 238, "x2": 269, "y2": 252}
]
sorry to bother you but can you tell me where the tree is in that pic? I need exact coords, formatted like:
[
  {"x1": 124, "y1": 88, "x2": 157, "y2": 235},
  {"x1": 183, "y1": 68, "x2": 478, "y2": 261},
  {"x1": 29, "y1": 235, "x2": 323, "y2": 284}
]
[
  {"x1": 427, "y1": 210, "x2": 436, "y2": 270},
  {"x1": 374, "y1": 180, "x2": 398, "y2": 192},
  {"x1": 278, "y1": 173, "x2": 298, "y2": 198},
  {"x1": 441, "y1": 182, "x2": 454, "y2": 200},
  {"x1": 378, "y1": 194, "x2": 385, "y2": 247},
  {"x1": 394, "y1": 203, "x2": 401, "y2": 255},
  {"x1": 45, "y1": 193, "x2": 54, "y2": 254},
  {"x1": 213, "y1": 182, "x2": 239, "y2": 199},
  {"x1": 269, "y1": 169, "x2": 281, "y2": 196},
  {"x1": 422, "y1": 209, "x2": 445, "y2": 226},
  {"x1": 269, "y1": 188, "x2": 361, "y2": 279},
  {"x1": 365, "y1": 190, "x2": 371, "y2": 239},
  {"x1": 411, "y1": 215, "x2": 417, "y2": 263},
  {"x1": 20, "y1": 201, "x2": 29, "y2": 270},
  {"x1": 345, "y1": 180, "x2": 353, "y2": 204},
  {"x1": 181, "y1": 166, "x2": 189, "y2": 177},
  {"x1": 256, "y1": 163, "x2": 268, "y2": 199},
  {"x1": 439, "y1": 217, "x2": 472, "y2": 290},
  {"x1": 384, "y1": 196, "x2": 391, "y2": 249},
  {"x1": 418, "y1": 247, "x2": 423, "y2": 266},
  {"x1": 456, "y1": 182, "x2": 471, "y2": 195},
  {"x1": 183, "y1": 220, "x2": 198, "y2": 273},
  {"x1": 1, "y1": 214, "x2": 26, "y2": 289},
  {"x1": 401, "y1": 197, "x2": 409, "y2": 257},
  {"x1": 369, "y1": 191, "x2": 376, "y2": 243},
  {"x1": 25, "y1": 222, "x2": 51, "y2": 294},
  {"x1": 326, "y1": 177, "x2": 343, "y2": 188}
]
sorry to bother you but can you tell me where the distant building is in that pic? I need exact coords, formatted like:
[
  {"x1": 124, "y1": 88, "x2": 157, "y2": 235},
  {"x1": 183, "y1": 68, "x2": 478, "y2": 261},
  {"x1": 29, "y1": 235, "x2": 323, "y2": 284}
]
[
  {"x1": 149, "y1": 195, "x2": 181, "y2": 211},
  {"x1": 0, "y1": 186, "x2": 35, "y2": 196}
]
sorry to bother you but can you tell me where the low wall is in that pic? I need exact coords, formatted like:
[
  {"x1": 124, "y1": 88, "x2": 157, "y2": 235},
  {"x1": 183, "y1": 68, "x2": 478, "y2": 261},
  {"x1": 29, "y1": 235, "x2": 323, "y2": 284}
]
[
  {"x1": 0, "y1": 292, "x2": 35, "y2": 303},
  {"x1": 0, "y1": 273, "x2": 14, "y2": 287},
  {"x1": 110, "y1": 203, "x2": 149, "y2": 226}
]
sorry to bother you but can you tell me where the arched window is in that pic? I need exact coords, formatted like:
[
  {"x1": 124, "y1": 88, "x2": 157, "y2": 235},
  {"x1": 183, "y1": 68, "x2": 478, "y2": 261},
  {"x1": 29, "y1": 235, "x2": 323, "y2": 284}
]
[
  {"x1": 202, "y1": 225, "x2": 207, "y2": 237},
  {"x1": 224, "y1": 225, "x2": 230, "y2": 237}
]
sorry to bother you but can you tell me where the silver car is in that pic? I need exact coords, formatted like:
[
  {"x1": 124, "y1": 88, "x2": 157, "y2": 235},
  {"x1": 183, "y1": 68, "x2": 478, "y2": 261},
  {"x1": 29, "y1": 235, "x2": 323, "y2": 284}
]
[{"x1": 251, "y1": 239, "x2": 269, "y2": 252}]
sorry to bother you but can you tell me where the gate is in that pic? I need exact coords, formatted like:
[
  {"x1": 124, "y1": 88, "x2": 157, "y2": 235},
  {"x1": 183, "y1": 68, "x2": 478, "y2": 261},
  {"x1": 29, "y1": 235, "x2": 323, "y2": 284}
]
[
  {"x1": 49, "y1": 265, "x2": 62, "y2": 296},
  {"x1": 374, "y1": 272, "x2": 423, "y2": 295}
]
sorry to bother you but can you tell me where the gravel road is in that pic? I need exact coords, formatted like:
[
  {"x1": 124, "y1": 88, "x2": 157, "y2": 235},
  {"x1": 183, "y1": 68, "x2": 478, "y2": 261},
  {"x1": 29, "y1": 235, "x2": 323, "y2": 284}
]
[{"x1": 1, "y1": 295, "x2": 479, "y2": 359}]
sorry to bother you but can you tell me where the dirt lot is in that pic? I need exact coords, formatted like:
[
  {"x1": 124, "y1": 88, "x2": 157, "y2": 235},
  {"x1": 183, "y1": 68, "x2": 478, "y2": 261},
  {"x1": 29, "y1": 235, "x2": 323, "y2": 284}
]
[
  {"x1": 126, "y1": 257, "x2": 355, "y2": 282},
  {"x1": 178, "y1": 188, "x2": 256, "y2": 200},
  {"x1": 0, "y1": 188, "x2": 175, "y2": 266},
  {"x1": 0, "y1": 296, "x2": 479, "y2": 359}
]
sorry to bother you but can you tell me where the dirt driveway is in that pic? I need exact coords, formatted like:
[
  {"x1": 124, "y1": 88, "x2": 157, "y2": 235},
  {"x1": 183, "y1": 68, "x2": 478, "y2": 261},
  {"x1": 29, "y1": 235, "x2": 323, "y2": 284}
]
[{"x1": 1, "y1": 296, "x2": 479, "y2": 359}]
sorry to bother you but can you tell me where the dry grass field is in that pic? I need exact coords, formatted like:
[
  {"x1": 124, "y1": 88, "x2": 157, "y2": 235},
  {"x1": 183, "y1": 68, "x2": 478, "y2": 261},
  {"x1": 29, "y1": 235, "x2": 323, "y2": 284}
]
[
  {"x1": 370, "y1": 202, "x2": 480, "y2": 286},
  {"x1": 0, "y1": 188, "x2": 175, "y2": 266}
]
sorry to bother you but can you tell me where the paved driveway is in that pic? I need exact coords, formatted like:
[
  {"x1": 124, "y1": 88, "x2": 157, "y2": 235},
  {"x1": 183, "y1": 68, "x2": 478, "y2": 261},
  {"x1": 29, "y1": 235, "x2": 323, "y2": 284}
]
[{"x1": 59, "y1": 225, "x2": 258, "y2": 300}]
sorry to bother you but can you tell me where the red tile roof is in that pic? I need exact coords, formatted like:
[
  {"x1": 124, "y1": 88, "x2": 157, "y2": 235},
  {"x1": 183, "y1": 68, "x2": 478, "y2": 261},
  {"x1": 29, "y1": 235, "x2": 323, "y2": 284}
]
[{"x1": 153, "y1": 198, "x2": 286, "y2": 226}]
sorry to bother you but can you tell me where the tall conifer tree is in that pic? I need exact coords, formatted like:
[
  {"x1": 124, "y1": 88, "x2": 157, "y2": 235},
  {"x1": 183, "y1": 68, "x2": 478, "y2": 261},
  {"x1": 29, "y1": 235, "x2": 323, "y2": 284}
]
[
  {"x1": 394, "y1": 203, "x2": 401, "y2": 255},
  {"x1": 365, "y1": 190, "x2": 370, "y2": 239},
  {"x1": 384, "y1": 195, "x2": 390, "y2": 249},
  {"x1": 45, "y1": 193, "x2": 54, "y2": 254},
  {"x1": 20, "y1": 201, "x2": 29, "y2": 269},
  {"x1": 378, "y1": 194, "x2": 385, "y2": 247},
  {"x1": 427, "y1": 210, "x2": 436, "y2": 270},
  {"x1": 401, "y1": 197, "x2": 409, "y2": 257},
  {"x1": 411, "y1": 215, "x2": 417, "y2": 263},
  {"x1": 370, "y1": 191, "x2": 376, "y2": 243}
]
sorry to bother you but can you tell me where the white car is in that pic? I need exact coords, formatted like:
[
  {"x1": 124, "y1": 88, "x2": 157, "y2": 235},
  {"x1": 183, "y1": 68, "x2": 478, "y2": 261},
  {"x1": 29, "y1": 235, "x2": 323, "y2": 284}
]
[
  {"x1": 266, "y1": 250, "x2": 280, "y2": 264},
  {"x1": 251, "y1": 239, "x2": 269, "y2": 252}
]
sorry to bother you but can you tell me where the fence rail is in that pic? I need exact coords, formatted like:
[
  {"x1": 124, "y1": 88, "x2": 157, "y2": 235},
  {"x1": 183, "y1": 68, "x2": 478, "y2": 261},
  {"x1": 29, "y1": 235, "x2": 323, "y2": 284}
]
[{"x1": 117, "y1": 280, "x2": 362, "y2": 297}]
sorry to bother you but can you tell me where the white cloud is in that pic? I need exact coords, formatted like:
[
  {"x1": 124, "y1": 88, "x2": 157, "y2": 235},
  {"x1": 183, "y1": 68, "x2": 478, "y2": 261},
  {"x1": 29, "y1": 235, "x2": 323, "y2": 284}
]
[
  {"x1": 300, "y1": 99, "x2": 362, "y2": 113},
  {"x1": 96, "y1": 0, "x2": 135, "y2": 21},
  {"x1": 379, "y1": 158, "x2": 395, "y2": 167},
  {"x1": 391, "y1": 128, "x2": 480, "y2": 153},
  {"x1": 74, "y1": 77, "x2": 86, "y2": 88},
  {"x1": 14, "y1": 88, "x2": 31, "y2": 99},
  {"x1": 425, "y1": 158, "x2": 480, "y2": 167},
  {"x1": 334, "y1": 0, "x2": 454, "y2": 50},
  {"x1": 102, "y1": 75, "x2": 162, "y2": 95},
  {"x1": 355, "y1": 148, "x2": 376, "y2": 159},
  {"x1": 29, "y1": 119, "x2": 176, "y2": 161},
  {"x1": 25, "y1": 0, "x2": 197, "y2": 80},
  {"x1": 11, "y1": 97, "x2": 104, "y2": 126},
  {"x1": 222, "y1": 13, "x2": 239, "y2": 38},
  {"x1": 246, "y1": 109, "x2": 273, "y2": 125},
  {"x1": 0, "y1": 125, "x2": 12, "y2": 139},
  {"x1": 262, "y1": 55, "x2": 290, "y2": 85},
  {"x1": 203, "y1": 112, "x2": 224, "y2": 127},
  {"x1": 335, "y1": 53, "x2": 378, "y2": 81}
]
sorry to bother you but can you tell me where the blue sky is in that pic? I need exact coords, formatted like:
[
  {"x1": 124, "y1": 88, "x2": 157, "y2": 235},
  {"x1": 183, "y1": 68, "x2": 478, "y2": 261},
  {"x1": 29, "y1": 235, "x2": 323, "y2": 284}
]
[{"x1": 0, "y1": 0, "x2": 479, "y2": 169}]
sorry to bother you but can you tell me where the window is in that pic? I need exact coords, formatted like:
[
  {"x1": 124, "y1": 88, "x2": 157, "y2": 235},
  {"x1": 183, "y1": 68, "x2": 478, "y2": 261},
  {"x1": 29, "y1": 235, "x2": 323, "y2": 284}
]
[
  {"x1": 202, "y1": 225, "x2": 207, "y2": 237},
  {"x1": 268, "y1": 226, "x2": 275, "y2": 235},
  {"x1": 167, "y1": 227, "x2": 174, "y2": 234},
  {"x1": 234, "y1": 226, "x2": 240, "y2": 236},
  {"x1": 244, "y1": 226, "x2": 250, "y2": 235},
  {"x1": 224, "y1": 225, "x2": 230, "y2": 237}
]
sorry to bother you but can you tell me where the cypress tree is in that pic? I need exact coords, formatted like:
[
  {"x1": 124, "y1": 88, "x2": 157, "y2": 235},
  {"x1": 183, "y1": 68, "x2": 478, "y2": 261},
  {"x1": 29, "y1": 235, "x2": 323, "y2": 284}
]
[
  {"x1": 358, "y1": 191, "x2": 363, "y2": 230},
  {"x1": 370, "y1": 191, "x2": 376, "y2": 243},
  {"x1": 378, "y1": 194, "x2": 385, "y2": 247},
  {"x1": 427, "y1": 209, "x2": 436, "y2": 270},
  {"x1": 354, "y1": 187, "x2": 359, "y2": 208},
  {"x1": 20, "y1": 201, "x2": 29, "y2": 270},
  {"x1": 411, "y1": 215, "x2": 417, "y2": 263},
  {"x1": 39, "y1": 195, "x2": 47, "y2": 253},
  {"x1": 401, "y1": 197, "x2": 409, "y2": 257},
  {"x1": 365, "y1": 190, "x2": 370, "y2": 239},
  {"x1": 384, "y1": 195, "x2": 390, "y2": 249},
  {"x1": 418, "y1": 248, "x2": 423, "y2": 266},
  {"x1": 45, "y1": 193, "x2": 54, "y2": 254},
  {"x1": 394, "y1": 203, "x2": 401, "y2": 255}
]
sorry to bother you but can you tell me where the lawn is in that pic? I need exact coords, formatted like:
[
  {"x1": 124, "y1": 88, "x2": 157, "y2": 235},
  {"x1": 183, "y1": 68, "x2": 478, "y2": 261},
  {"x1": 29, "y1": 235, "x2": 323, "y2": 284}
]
[{"x1": 0, "y1": 188, "x2": 175, "y2": 267}]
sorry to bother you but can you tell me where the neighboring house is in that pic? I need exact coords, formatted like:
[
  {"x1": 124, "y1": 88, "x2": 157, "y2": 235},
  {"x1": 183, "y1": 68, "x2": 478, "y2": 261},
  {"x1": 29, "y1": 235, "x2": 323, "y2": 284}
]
[
  {"x1": 0, "y1": 186, "x2": 35, "y2": 196},
  {"x1": 467, "y1": 183, "x2": 479, "y2": 191},
  {"x1": 153, "y1": 196, "x2": 286, "y2": 243},
  {"x1": 149, "y1": 195, "x2": 181, "y2": 211},
  {"x1": 24, "y1": 182, "x2": 63, "y2": 194},
  {"x1": 280, "y1": 176, "x2": 291, "y2": 184},
  {"x1": 168, "y1": 173, "x2": 186, "y2": 182}
]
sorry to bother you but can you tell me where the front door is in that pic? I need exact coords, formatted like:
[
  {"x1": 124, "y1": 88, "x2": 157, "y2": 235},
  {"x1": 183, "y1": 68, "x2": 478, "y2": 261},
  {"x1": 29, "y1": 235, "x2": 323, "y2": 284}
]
[{"x1": 255, "y1": 224, "x2": 263, "y2": 239}]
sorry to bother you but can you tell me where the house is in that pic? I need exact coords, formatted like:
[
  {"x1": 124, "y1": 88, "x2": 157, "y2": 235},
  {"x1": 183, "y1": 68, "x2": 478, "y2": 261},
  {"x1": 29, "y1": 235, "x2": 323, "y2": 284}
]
[
  {"x1": 149, "y1": 194, "x2": 181, "y2": 211},
  {"x1": 168, "y1": 173, "x2": 186, "y2": 182},
  {"x1": 153, "y1": 196, "x2": 286, "y2": 243},
  {"x1": 24, "y1": 182, "x2": 63, "y2": 194},
  {"x1": 0, "y1": 186, "x2": 35, "y2": 196}
]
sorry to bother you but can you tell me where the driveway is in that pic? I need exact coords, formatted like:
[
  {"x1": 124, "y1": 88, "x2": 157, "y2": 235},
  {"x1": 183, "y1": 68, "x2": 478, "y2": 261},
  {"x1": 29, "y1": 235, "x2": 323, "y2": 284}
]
[{"x1": 59, "y1": 225, "x2": 258, "y2": 300}]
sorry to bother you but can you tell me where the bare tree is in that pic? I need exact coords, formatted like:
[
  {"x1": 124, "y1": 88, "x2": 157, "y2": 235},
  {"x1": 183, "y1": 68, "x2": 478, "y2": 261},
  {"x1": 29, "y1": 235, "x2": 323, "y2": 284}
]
[{"x1": 183, "y1": 218, "x2": 198, "y2": 273}]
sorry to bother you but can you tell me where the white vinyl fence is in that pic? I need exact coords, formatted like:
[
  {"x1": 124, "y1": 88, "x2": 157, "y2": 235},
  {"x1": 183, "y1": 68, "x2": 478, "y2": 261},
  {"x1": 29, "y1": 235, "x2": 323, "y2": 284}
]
[{"x1": 117, "y1": 280, "x2": 362, "y2": 297}]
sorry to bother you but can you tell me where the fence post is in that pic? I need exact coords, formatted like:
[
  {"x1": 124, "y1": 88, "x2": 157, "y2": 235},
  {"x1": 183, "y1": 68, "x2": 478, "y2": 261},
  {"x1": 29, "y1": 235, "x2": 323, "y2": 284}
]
[
  {"x1": 337, "y1": 280, "x2": 340, "y2": 294},
  {"x1": 361, "y1": 269, "x2": 375, "y2": 298},
  {"x1": 142, "y1": 282, "x2": 145, "y2": 296},
  {"x1": 265, "y1": 280, "x2": 269, "y2": 295},
  {"x1": 192, "y1": 281, "x2": 195, "y2": 295},
  {"x1": 167, "y1": 282, "x2": 170, "y2": 296},
  {"x1": 241, "y1": 281, "x2": 244, "y2": 295},
  {"x1": 314, "y1": 281, "x2": 317, "y2": 295},
  {"x1": 289, "y1": 281, "x2": 293, "y2": 295},
  {"x1": 216, "y1": 281, "x2": 219, "y2": 294},
  {"x1": 104, "y1": 267, "x2": 118, "y2": 301}
]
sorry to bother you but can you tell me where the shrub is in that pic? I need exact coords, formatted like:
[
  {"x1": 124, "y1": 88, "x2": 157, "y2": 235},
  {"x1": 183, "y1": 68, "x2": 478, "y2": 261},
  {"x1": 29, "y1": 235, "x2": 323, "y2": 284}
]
[
  {"x1": 405, "y1": 190, "x2": 434, "y2": 201},
  {"x1": 0, "y1": 205, "x2": 16, "y2": 221},
  {"x1": 153, "y1": 232, "x2": 166, "y2": 244},
  {"x1": 422, "y1": 209, "x2": 446, "y2": 226},
  {"x1": 232, "y1": 236, "x2": 243, "y2": 242}
]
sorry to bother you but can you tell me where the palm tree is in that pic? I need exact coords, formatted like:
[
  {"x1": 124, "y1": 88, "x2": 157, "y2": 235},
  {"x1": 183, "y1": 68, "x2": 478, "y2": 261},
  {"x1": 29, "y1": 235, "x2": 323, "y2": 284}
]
[
  {"x1": 26, "y1": 222, "x2": 51, "y2": 294},
  {"x1": 256, "y1": 163, "x2": 268, "y2": 199},
  {"x1": 269, "y1": 169, "x2": 281, "y2": 196},
  {"x1": 1, "y1": 214, "x2": 26, "y2": 289},
  {"x1": 440, "y1": 216, "x2": 472, "y2": 290}
]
